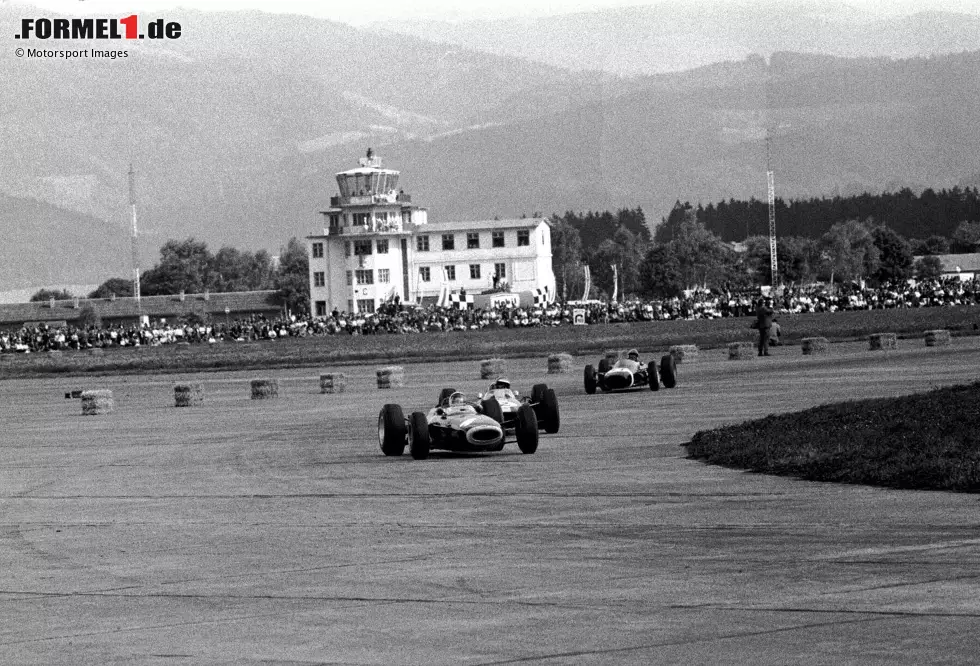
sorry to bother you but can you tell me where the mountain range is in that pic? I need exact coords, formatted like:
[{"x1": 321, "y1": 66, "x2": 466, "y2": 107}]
[{"x1": 1, "y1": 2, "x2": 979, "y2": 290}]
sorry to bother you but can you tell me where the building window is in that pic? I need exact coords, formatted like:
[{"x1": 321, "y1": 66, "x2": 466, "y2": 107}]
[
  {"x1": 313, "y1": 271, "x2": 325, "y2": 287},
  {"x1": 354, "y1": 240, "x2": 372, "y2": 256},
  {"x1": 312, "y1": 242, "x2": 324, "y2": 258},
  {"x1": 346, "y1": 270, "x2": 353, "y2": 285},
  {"x1": 355, "y1": 269, "x2": 374, "y2": 285},
  {"x1": 328, "y1": 214, "x2": 339, "y2": 228},
  {"x1": 378, "y1": 269, "x2": 390, "y2": 283},
  {"x1": 494, "y1": 263, "x2": 506, "y2": 279},
  {"x1": 315, "y1": 300, "x2": 327, "y2": 316},
  {"x1": 376, "y1": 211, "x2": 388, "y2": 223},
  {"x1": 469, "y1": 264, "x2": 481, "y2": 280},
  {"x1": 417, "y1": 235, "x2": 430, "y2": 252},
  {"x1": 518, "y1": 229, "x2": 530, "y2": 246},
  {"x1": 442, "y1": 234, "x2": 455, "y2": 251},
  {"x1": 353, "y1": 212, "x2": 370, "y2": 226},
  {"x1": 344, "y1": 242, "x2": 351, "y2": 257},
  {"x1": 467, "y1": 232, "x2": 480, "y2": 249},
  {"x1": 357, "y1": 298, "x2": 376, "y2": 314},
  {"x1": 492, "y1": 231, "x2": 504, "y2": 248},
  {"x1": 420, "y1": 266, "x2": 431, "y2": 282},
  {"x1": 445, "y1": 265, "x2": 456, "y2": 281},
  {"x1": 376, "y1": 239, "x2": 389, "y2": 254}
]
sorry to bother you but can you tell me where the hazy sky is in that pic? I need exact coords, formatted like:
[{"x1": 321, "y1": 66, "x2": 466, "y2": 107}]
[{"x1": 13, "y1": 0, "x2": 980, "y2": 25}]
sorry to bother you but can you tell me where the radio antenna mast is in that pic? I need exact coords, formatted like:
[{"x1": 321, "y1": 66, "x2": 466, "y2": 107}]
[
  {"x1": 128, "y1": 163, "x2": 141, "y2": 307},
  {"x1": 766, "y1": 132, "x2": 778, "y2": 287}
]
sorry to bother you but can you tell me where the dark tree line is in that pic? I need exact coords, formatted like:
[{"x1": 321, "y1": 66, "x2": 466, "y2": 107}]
[
  {"x1": 694, "y1": 187, "x2": 980, "y2": 245},
  {"x1": 56, "y1": 237, "x2": 312, "y2": 315}
]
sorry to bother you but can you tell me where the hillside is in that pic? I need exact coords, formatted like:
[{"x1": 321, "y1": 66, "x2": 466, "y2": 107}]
[
  {"x1": 370, "y1": 2, "x2": 980, "y2": 76},
  {"x1": 3, "y1": 5, "x2": 980, "y2": 288}
]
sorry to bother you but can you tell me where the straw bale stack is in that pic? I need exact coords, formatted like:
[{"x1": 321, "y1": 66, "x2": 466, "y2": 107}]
[
  {"x1": 727, "y1": 341, "x2": 755, "y2": 360},
  {"x1": 250, "y1": 379, "x2": 279, "y2": 399},
  {"x1": 801, "y1": 337, "x2": 829, "y2": 355},
  {"x1": 924, "y1": 329, "x2": 952, "y2": 347},
  {"x1": 320, "y1": 373, "x2": 346, "y2": 394},
  {"x1": 547, "y1": 353, "x2": 574, "y2": 374},
  {"x1": 174, "y1": 382, "x2": 205, "y2": 407},
  {"x1": 81, "y1": 389, "x2": 113, "y2": 415},
  {"x1": 669, "y1": 345, "x2": 699, "y2": 363},
  {"x1": 64, "y1": 390, "x2": 83, "y2": 399},
  {"x1": 868, "y1": 333, "x2": 898, "y2": 351},
  {"x1": 377, "y1": 366, "x2": 405, "y2": 389},
  {"x1": 480, "y1": 358, "x2": 505, "y2": 379}
]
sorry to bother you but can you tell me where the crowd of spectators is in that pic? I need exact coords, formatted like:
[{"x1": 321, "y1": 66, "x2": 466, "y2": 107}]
[{"x1": 2, "y1": 276, "x2": 979, "y2": 353}]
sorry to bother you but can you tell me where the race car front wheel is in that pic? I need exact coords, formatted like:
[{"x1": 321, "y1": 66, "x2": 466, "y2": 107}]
[{"x1": 379, "y1": 404, "x2": 407, "y2": 456}]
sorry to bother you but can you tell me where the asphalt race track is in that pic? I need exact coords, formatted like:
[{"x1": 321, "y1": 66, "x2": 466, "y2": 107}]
[{"x1": 2, "y1": 339, "x2": 980, "y2": 664}]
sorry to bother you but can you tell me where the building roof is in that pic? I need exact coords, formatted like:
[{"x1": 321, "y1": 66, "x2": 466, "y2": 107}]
[
  {"x1": 0, "y1": 290, "x2": 283, "y2": 326},
  {"x1": 416, "y1": 218, "x2": 550, "y2": 232},
  {"x1": 914, "y1": 253, "x2": 980, "y2": 273}
]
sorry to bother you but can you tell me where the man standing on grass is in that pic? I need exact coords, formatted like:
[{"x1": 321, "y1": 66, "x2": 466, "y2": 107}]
[{"x1": 755, "y1": 297, "x2": 774, "y2": 356}]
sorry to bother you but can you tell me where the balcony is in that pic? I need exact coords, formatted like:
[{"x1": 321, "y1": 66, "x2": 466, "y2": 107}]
[{"x1": 326, "y1": 221, "x2": 404, "y2": 236}]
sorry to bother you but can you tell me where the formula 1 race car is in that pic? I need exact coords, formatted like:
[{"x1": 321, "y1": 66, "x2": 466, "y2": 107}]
[
  {"x1": 378, "y1": 389, "x2": 539, "y2": 460},
  {"x1": 583, "y1": 349, "x2": 677, "y2": 394},
  {"x1": 443, "y1": 378, "x2": 559, "y2": 435}
]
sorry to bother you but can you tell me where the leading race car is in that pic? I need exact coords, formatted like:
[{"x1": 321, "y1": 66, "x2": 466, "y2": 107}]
[
  {"x1": 584, "y1": 348, "x2": 677, "y2": 394},
  {"x1": 378, "y1": 389, "x2": 539, "y2": 460},
  {"x1": 435, "y1": 379, "x2": 559, "y2": 435}
]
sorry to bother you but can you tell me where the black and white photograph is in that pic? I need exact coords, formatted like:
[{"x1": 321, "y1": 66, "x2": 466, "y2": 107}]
[{"x1": 2, "y1": 0, "x2": 980, "y2": 662}]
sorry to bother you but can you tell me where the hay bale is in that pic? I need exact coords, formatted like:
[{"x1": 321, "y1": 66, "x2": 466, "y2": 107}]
[
  {"x1": 669, "y1": 345, "x2": 699, "y2": 363},
  {"x1": 727, "y1": 341, "x2": 755, "y2": 360},
  {"x1": 480, "y1": 358, "x2": 505, "y2": 379},
  {"x1": 250, "y1": 378, "x2": 279, "y2": 399},
  {"x1": 801, "y1": 337, "x2": 830, "y2": 355},
  {"x1": 64, "y1": 389, "x2": 83, "y2": 399},
  {"x1": 547, "y1": 353, "x2": 574, "y2": 374},
  {"x1": 81, "y1": 389, "x2": 113, "y2": 415},
  {"x1": 868, "y1": 333, "x2": 898, "y2": 351},
  {"x1": 320, "y1": 373, "x2": 346, "y2": 394},
  {"x1": 174, "y1": 382, "x2": 205, "y2": 407},
  {"x1": 924, "y1": 329, "x2": 952, "y2": 347},
  {"x1": 376, "y1": 366, "x2": 405, "y2": 389}
]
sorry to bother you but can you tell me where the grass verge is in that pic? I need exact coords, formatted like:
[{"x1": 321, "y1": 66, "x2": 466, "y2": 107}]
[{"x1": 684, "y1": 381, "x2": 980, "y2": 492}]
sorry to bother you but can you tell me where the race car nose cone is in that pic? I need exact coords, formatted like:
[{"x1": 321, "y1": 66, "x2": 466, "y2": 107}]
[
  {"x1": 466, "y1": 426, "x2": 503, "y2": 444},
  {"x1": 604, "y1": 373, "x2": 630, "y2": 389}
]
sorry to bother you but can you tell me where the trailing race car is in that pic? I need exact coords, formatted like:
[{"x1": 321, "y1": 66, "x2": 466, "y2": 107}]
[
  {"x1": 378, "y1": 390, "x2": 539, "y2": 460},
  {"x1": 583, "y1": 349, "x2": 677, "y2": 394},
  {"x1": 434, "y1": 379, "x2": 559, "y2": 435}
]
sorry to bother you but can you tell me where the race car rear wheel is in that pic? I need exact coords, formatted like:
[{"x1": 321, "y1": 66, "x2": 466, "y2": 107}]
[
  {"x1": 540, "y1": 388, "x2": 560, "y2": 434},
  {"x1": 648, "y1": 360, "x2": 660, "y2": 391},
  {"x1": 378, "y1": 404, "x2": 406, "y2": 456},
  {"x1": 660, "y1": 354, "x2": 677, "y2": 389},
  {"x1": 584, "y1": 365, "x2": 597, "y2": 395},
  {"x1": 482, "y1": 396, "x2": 504, "y2": 424},
  {"x1": 408, "y1": 411, "x2": 430, "y2": 460},
  {"x1": 531, "y1": 383, "x2": 548, "y2": 404},
  {"x1": 437, "y1": 387, "x2": 457, "y2": 407},
  {"x1": 515, "y1": 404, "x2": 539, "y2": 454}
]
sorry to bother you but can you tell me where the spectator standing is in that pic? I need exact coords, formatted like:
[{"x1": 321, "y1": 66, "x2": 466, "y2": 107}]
[{"x1": 755, "y1": 297, "x2": 774, "y2": 357}]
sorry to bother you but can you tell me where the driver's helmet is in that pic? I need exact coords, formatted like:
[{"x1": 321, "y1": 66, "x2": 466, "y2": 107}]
[
  {"x1": 627, "y1": 349, "x2": 640, "y2": 361},
  {"x1": 492, "y1": 377, "x2": 511, "y2": 390},
  {"x1": 449, "y1": 392, "x2": 467, "y2": 406}
]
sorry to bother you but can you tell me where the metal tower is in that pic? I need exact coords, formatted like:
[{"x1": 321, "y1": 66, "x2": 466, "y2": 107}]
[
  {"x1": 128, "y1": 164, "x2": 141, "y2": 306},
  {"x1": 766, "y1": 132, "x2": 778, "y2": 287}
]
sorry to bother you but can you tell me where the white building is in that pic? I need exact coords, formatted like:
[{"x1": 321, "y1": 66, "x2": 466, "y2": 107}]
[{"x1": 306, "y1": 150, "x2": 555, "y2": 315}]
